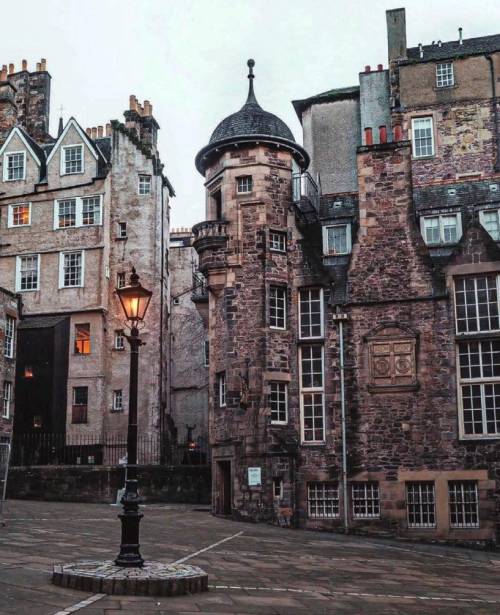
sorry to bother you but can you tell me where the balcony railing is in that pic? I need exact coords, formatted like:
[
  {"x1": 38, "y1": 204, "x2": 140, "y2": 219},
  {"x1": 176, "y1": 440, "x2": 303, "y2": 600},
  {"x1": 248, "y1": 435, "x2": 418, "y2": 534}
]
[
  {"x1": 192, "y1": 219, "x2": 229, "y2": 252},
  {"x1": 292, "y1": 172, "x2": 320, "y2": 211}
]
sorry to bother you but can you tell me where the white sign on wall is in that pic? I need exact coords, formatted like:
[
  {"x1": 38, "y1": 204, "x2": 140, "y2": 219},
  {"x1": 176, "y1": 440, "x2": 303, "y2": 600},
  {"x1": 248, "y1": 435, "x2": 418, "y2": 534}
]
[{"x1": 248, "y1": 467, "x2": 261, "y2": 486}]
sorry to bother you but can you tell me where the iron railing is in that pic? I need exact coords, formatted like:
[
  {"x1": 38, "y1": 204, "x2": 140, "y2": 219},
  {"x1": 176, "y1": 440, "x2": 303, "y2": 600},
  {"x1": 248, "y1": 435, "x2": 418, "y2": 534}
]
[
  {"x1": 11, "y1": 433, "x2": 209, "y2": 467},
  {"x1": 292, "y1": 171, "x2": 320, "y2": 210}
]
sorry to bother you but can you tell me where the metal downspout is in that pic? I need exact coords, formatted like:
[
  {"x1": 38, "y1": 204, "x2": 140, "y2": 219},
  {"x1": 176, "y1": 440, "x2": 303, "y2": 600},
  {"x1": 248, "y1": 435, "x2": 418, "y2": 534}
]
[
  {"x1": 486, "y1": 54, "x2": 500, "y2": 173},
  {"x1": 339, "y1": 318, "x2": 349, "y2": 532}
]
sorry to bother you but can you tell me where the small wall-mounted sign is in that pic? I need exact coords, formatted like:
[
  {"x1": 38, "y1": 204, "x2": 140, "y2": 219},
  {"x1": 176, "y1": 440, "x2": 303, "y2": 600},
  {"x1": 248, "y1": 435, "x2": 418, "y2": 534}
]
[{"x1": 248, "y1": 467, "x2": 261, "y2": 486}]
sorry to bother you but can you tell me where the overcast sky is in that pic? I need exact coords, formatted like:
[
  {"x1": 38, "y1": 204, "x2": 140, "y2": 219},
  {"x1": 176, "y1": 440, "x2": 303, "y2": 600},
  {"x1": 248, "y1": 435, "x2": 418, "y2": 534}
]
[{"x1": 4, "y1": 0, "x2": 500, "y2": 228}]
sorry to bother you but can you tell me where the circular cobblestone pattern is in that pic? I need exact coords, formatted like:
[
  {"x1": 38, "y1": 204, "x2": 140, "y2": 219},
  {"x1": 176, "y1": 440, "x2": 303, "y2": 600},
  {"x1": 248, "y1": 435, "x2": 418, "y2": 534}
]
[{"x1": 52, "y1": 560, "x2": 208, "y2": 596}]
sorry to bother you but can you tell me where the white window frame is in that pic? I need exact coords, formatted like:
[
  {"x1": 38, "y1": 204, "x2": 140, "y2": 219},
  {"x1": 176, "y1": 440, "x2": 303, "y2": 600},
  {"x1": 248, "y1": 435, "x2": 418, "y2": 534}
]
[
  {"x1": 322, "y1": 224, "x2": 352, "y2": 256},
  {"x1": 3, "y1": 151, "x2": 26, "y2": 181},
  {"x1": 58, "y1": 251, "x2": 85, "y2": 289},
  {"x1": 436, "y1": 62, "x2": 454, "y2": 88},
  {"x1": 448, "y1": 481, "x2": 479, "y2": 528},
  {"x1": 308, "y1": 482, "x2": 340, "y2": 518},
  {"x1": 299, "y1": 344, "x2": 325, "y2": 444},
  {"x1": 15, "y1": 254, "x2": 40, "y2": 292},
  {"x1": 411, "y1": 117, "x2": 435, "y2": 158},
  {"x1": 138, "y1": 174, "x2": 152, "y2": 195},
  {"x1": 53, "y1": 195, "x2": 103, "y2": 230},
  {"x1": 236, "y1": 175, "x2": 253, "y2": 194},
  {"x1": 2, "y1": 381, "x2": 12, "y2": 419},
  {"x1": 299, "y1": 288, "x2": 324, "y2": 340},
  {"x1": 118, "y1": 222, "x2": 127, "y2": 238},
  {"x1": 7, "y1": 203, "x2": 31, "y2": 228},
  {"x1": 269, "y1": 286, "x2": 287, "y2": 330},
  {"x1": 453, "y1": 274, "x2": 500, "y2": 334},
  {"x1": 269, "y1": 382, "x2": 288, "y2": 424},
  {"x1": 112, "y1": 390, "x2": 124, "y2": 412},
  {"x1": 479, "y1": 209, "x2": 500, "y2": 241},
  {"x1": 420, "y1": 213, "x2": 462, "y2": 245},
  {"x1": 4, "y1": 315, "x2": 15, "y2": 359},
  {"x1": 117, "y1": 272, "x2": 126, "y2": 289},
  {"x1": 218, "y1": 372, "x2": 226, "y2": 407},
  {"x1": 114, "y1": 330, "x2": 125, "y2": 350},
  {"x1": 269, "y1": 230, "x2": 286, "y2": 253},
  {"x1": 60, "y1": 144, "x2": 84, "y2": 175}
]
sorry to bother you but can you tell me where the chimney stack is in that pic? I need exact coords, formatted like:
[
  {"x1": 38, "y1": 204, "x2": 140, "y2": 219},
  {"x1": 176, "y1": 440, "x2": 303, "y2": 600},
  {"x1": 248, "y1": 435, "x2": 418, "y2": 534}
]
[
  {"x1": 36, "y1": 62, "x2": 41, "y2": 72},
  {"x1": 105, "y1": 123, "x2": 111, "y2": 137},
  {"x1": 22, "y1": 59, "x2": 27, "y2": 71},
  {"x1": 393, "y1": 125, "x2": 402, "y2": 141},
  {"x1": 0, "y1": 65, "x2": 7, "y2": 81},
  {"x1": 364, "y1": 65, "x2": 371, "y2": 73},
  {"x1": 386, "y1": 8, "x2": 407, "y2": 61},
  {"x1": 418, "y1": 43, "x2": 423, "y2": 59},
  {"x1": 97, "y1": 125, "x2": 103, "y2": 138},
  {"x1": 377, "y1": 64, "x2": 383, "y2": 71},
  {"x1": 458, "y1": 27, "x2": 463, "y2": 45},
  {"x1": 364, "y1": 127, "x2": 373, "y2": 146},
  {"x1": 41, "y1": 58, "x2": 47, "y2": 71},
  {"x1": 379, "y1": 125, "x2": 387, "y2": 144},
  {"x1": 85, "y1": 127, "x2": 91, "y2": 137},
  {"x1": 8, "y1": 64, "x2": 14, "y2": 75},
  {"x1": 91, "y1": 126, "x2": 97, "y2": 139}
]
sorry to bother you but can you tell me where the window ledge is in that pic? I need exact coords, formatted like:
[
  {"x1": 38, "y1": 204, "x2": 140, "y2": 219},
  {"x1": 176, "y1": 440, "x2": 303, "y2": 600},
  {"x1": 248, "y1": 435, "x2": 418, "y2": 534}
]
[
  {"x1": 112, "y1": 347, "x2": 125, "y2": 352},
  {"x1": 433, "y1": 84, "x2": 458, "y2": 92},
  {"x1": 459, "y1": 435, "x2": 500, "y2": 442},
  {"x1": 412, "y1": 155, "x2": 436, "y2": 161},
  {"x1": 115, "y1": 236, "x2": 128, "y2": 241},
  {"x1": 368, "y1": 383, "x2": 419, "y2": 394}
]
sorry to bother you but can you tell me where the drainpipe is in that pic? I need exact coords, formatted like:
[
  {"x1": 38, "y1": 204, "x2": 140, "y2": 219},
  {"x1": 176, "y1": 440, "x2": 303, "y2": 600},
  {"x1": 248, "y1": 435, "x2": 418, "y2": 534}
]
[
  {"x1": 486, "y1": 55, "x2": 500, "y2": 173},
  {"x1": 335, "y1": 308, "x2": 349, "y2": 532}
]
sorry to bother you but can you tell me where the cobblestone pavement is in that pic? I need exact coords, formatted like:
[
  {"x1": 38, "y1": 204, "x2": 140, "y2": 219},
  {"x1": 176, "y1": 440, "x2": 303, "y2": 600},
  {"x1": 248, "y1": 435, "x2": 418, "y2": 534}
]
[{"x1": 1, "y1": 500, "x2": 500, "y2": 614}]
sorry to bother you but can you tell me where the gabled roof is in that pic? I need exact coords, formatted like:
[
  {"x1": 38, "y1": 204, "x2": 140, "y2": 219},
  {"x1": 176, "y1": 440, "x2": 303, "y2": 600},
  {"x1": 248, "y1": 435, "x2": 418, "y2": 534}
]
[
  {"x1": 405, "y1": 33, "x2": 500, "y2": 64},
  {"x1": 0, "y1": 125, "x2": 43, "y2": 166},
  {"x1": 292, "y1": 86, "x2": 360, "y2": 120},
  {"x1": 46, "y1": 117, "x2": 100, "y2": 166}
]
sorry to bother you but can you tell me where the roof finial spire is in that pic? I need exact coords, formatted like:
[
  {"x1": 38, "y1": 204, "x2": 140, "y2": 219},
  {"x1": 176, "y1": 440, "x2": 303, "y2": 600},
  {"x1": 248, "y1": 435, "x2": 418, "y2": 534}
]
[{"x1": 245, "y1": 58, "x2": 258, "y2": 105}]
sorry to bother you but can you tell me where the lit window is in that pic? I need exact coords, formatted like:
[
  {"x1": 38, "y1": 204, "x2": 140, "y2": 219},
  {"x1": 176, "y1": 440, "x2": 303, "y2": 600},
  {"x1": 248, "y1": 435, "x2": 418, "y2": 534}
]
[
  {"x1": 139, "y1": 175, "x2": 152, "y2": 195},
  {"x1": 62, "y1": 145, "x2": 83, "y2": 174},
  {"x1": 352, "y1": 482, "x2": 380, "y2": 518},
  {"x1": 323, "y1": 224, "x2": 351, "y2": 255},
  {"x1": 4, "y1": 152, "x2": 25, "y2": 181},
  {"x1": 436, "y1": 62, "x2": 454, "y2": 88},
  {"x1": 33, "y1": 415, "x2": 42, "y2": 428},
  {"x1": 118, "y1": 222, "x2": 127, "y2": 238},
  {"x1": 60, "y1": 251, "x2": 84, "y2": 288},
  {"x1": 421, "y1": 214, "x2": 461, "y2": 245},
  {"x1": 454, "y1": 275, "x2": 500, "y2": 333},
  {"x1": 269, "y1": 286, "x2": 286, "y2": 329},
  {"x1": 114, "y1": 330, "x2": 125, "y2": 350},
  {"x1": 112, "y1": 390, "x2": 123, "y2": 412},
  {"x1": 74, "y1": 323, "x2": 90, "y2": 354},
  {"x1": 57, "y1": 199, "x2": 76, "y2": 228},
  {"x1": 8, "y1": 203, "x2": 31, "y2": 227},
  {"x1": 269, "y1": 382, "x2": 287, "y2": 424},
  {"x1": 218, "y1": 372, "x2": 226, "y2": 407},
  {"x1": 72, "y1": 386, "x2": 88, "y2": 424},
  {"x1": 16, "y1": 254, "x2": 39, "y2": 292},
  {"x1": 300, "y1": 345, "x2": 325, "y2": 443},
  {"x1": 269, "y1": 231, "x2": 286, "y2": 253},
  {"x1": 273, "y1": 477, "x2": 283, "y2": 500},
  {"x1": 24, "y1": 365, "x2": 34, "y2": 378},
  {"x1": 448, "y1": 481, "x2": 479, "y2": 528},
  {"x1": 480, "y1": 209, "x2": 500, "y2": 241},
  {"x1": 299, "y1": 289, "x2": 324, "y2": 339},
  {"x1": 82, "y1": 196, "x2": 101, "y2": 225},
  {"x1": 308, "y1": 482, "x2": 339, "y2": 518},
  {"x1": 236, "y1": 176, "x2": 253, "y2": 193},
  {"x1": 458, "y1": 340, "x2": 500, "y2": 437},
  {"x1": 204, "y1": 340, "x2": 209, "y2": 367},
  {"x1": 4, "y1": 315, "x2": 15, "y2": 359},
  {"x1": 412, "y1": 117, "x2": 435, "y2": 158},
  {"x1": 2, "y1": 381, "x2": 12, "y2": 419},
  {"x1": 117, "y1": 272, "x2": 126, "y2": 289},
  {"x1": 406, "y1": 482, "x2": 436, "y2": 528}
]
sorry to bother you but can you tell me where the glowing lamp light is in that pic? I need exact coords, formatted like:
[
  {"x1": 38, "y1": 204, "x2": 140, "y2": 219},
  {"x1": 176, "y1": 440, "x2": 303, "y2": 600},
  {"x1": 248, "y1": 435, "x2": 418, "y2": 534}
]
[{"x1": 116, "y1": 268, "x2": 152, "y2": 323}]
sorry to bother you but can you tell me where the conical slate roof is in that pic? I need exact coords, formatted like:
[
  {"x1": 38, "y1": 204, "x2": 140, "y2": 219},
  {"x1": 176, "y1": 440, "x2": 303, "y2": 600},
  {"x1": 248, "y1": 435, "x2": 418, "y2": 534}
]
[
  {"x1": 195, "y1": 59, "x2": 309, "y2": 175},
  {"x1": 209, "y1": 60, "x2": 295, "y2": 144}
]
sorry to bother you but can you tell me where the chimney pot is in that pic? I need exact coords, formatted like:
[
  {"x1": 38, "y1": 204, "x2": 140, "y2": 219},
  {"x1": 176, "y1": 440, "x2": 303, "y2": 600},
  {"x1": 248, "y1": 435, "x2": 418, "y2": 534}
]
[
  {"x1": 36, "y1": 62, "x2": 41, "y2": 71},
  {"x1": 364, "y1": 65, "x2": 371, "y2": 73},
  {"x1": 8, "y1": 64, "x2": 14, "y2": 75},
  {"x1": 364, "y1": 127, "x2": 373, "y2": 146},
  {"x1": 1, "y1": 65, "x2": 7, "y2": 81},
  {"x1": 41, "y1": 58, "x2": 47, "y2": 71},
  {"x1": 105, "y1": 123, "x2": 111, "y2": 137},
  {"x1": 144, "y1": 100, "x2": 151, "y2": 116},
  {"x1": 379, "y1": 125, "x2": 387, "y2": 144},
  {"x1": 22, "y1": 59, "x2": 27, "y2": 71},
  {"x1": 377, "y1": 63, "x2": 383, "y2": 71},
  {"x1": 394, "y1": 125, "x2": 402, "y2": 141},
  {"x1": 97, "y1": 125, "x2": 103, "y2": 138},
  {"x1": 418, "y1": 43, "x2": 423, "y2": 59},
  {"x1": 85, "y1": 128, "x2": 92, "y2": 136},
  {"x1": 458, "y1": 27, "x2": 463, "y2": 45},
  {"x1": 91, "y1": 127, "x2": 97, "y2": 139}
]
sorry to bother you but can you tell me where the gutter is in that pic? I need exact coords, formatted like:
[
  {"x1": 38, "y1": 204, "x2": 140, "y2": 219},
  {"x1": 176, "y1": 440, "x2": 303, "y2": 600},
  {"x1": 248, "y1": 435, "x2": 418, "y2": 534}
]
[{"x1": 486, "y1": 54, "x2": 500, "y2": 173}]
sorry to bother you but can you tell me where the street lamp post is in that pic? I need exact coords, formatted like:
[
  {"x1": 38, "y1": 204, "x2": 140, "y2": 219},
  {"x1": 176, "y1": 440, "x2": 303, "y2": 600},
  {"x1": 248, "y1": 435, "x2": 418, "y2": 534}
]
[{"x1": 115, "y1": 268, "x2": 152, "y2": 567}]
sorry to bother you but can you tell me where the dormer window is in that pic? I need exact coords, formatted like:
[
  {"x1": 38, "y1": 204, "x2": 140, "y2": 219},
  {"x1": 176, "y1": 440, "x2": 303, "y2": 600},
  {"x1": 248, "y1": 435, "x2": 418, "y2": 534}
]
[
  {"x1": 236, "y1": 175, "x2": 253, "y2": 194},
  {"x1": 4, "y1": 151, "x2": 26, "y2": 181},
  {"x1": 420, "y1": 213, "x2": 461, "y2": 245},
  {"x1": 62, "y1": 145, "x2": 84, "y2": 175},
  {"x1": 480, "y1": 209, "x2": 500, "y2": 241},
  {"x1": 322, "y1": 224, "x2": 352, "y2": 255},
  {"x1": 436, "y1": 62, "x2": 454, "y2": 88}
]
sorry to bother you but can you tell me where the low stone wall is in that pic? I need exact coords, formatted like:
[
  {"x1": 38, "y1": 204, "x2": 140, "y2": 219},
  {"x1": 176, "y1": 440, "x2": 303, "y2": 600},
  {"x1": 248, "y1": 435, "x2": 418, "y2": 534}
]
[{"x1": 6, "y1": 465, "x2": 211, "y2": 504}]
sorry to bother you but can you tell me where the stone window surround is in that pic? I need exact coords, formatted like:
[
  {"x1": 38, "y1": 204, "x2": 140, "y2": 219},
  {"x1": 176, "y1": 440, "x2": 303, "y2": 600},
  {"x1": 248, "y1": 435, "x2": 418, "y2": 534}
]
[
  {"x1": 236, "y1": 175, "x2": 253, "y2": 194},
  {"x1": 7, "y1": 202, "x2": 31, "y2": 228},
  {"x1": 268, "y1": 228, "x2": 287, "y2": 253},
  {"x1": 419, "y1": 211, "x2": 462, "y2": 246},
  {"x1": 3, "y1": 150, "x2": 26, "y2": 182},
  {"x1": 410, "y1": 115, "x2": 436, "y2": 159}
]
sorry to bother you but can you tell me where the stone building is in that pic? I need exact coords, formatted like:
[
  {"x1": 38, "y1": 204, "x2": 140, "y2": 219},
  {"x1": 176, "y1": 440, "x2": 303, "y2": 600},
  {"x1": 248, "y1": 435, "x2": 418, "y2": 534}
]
[
  {"x1": 168, "y1": 227, "x2": 208, "y2": 460},
  {"x1": 193, "y1": 9, "x2": 500, "y2": 544},
  {"x1": 0, "y1": 286, "x2": 19, "y2": 443},
  {"x1": 0, "y1": 60, "x2": 174, "y2": 460}
]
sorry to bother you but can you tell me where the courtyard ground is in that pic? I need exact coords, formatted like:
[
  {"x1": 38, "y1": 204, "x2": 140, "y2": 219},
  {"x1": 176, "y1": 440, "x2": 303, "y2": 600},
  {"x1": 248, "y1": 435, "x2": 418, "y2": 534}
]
[{"x1": 0, "y1": 500, "x2": 500, "y2": 614}]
